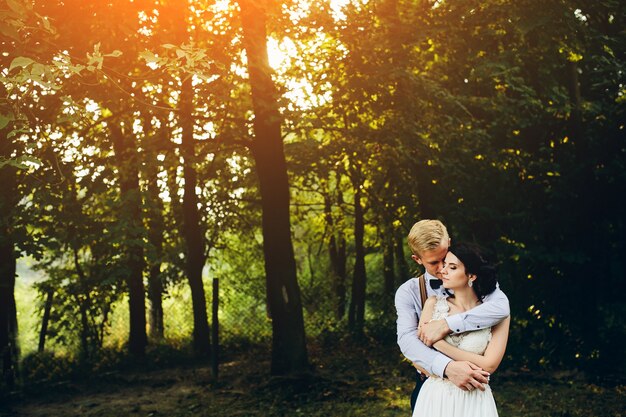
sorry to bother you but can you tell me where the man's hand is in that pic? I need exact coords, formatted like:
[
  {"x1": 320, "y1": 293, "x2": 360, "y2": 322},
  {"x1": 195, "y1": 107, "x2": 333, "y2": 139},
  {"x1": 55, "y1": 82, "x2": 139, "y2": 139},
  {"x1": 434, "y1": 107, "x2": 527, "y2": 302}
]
[
  {"x1": 418, "y1": 319, "x2": 450, "y2": 346},
  {"x1": 443, "y1": 361, "x2": 489, "y2": 391},
  {"x1": 412, "y1": 362, "x2": 431, "y2": 378}
]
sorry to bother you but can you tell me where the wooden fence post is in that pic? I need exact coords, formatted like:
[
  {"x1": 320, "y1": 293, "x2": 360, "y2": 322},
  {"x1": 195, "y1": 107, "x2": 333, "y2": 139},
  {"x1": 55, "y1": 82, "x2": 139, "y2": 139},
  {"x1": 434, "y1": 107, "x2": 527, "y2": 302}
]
[{"x1": 212, "y1": 277, "x2": 219, "y2": 378}]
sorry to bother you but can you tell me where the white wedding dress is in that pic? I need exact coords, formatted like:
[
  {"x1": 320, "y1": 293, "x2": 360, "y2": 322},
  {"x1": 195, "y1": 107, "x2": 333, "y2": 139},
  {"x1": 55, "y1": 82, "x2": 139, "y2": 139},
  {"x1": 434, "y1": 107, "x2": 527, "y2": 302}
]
[{"x1": 412, "y1": 296, "x2": 499, "y2": 417}]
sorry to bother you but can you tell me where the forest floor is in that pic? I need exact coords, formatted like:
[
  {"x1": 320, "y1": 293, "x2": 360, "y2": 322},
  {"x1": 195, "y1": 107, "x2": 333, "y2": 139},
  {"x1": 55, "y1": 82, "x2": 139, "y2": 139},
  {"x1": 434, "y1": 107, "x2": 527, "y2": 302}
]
[{"x1": 1, "y1": 339, "x2": 624, "y2": 417}]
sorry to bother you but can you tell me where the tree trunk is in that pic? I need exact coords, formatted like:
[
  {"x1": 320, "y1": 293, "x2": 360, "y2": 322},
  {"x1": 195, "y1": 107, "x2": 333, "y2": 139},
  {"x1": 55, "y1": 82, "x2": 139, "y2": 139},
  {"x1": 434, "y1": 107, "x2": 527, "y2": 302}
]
[
  {"x1": 325, "y1": 193, "x2": 347, "y2": 320},
  {"x1": 146, "y1": 177, "x2": 165, "y2": 340},
  {"x1": 180, "y1": 76, "x2": 211, "y2": 357},
  {"x1": 0, "y1": 141, "x2": 18, "y2": 388},
  {"x1": 566, "y1": 60, "x2": 599, "y2": 347},
  {"x1": 147, "y1": 253, "x2": 164, "y2": 340},
  {"x1": 144, "y1": 123, "x2": 166, "y2": 341},
  {"x1": 394, "y1": 229, "x2": 410, "y2": 283},
  {"x1": 212, "y1": 278, "x2": 219, "y2": 378},
  {"x1": 415, "y1": 168, "x2": 436, "y2": 219},
  {"x1": 382, "y1": 225, "x2": 396, "y2": 298},
  {"x1": 0, "y1": 239, "x2": 17, "y2": 388},
  {"x1": 38, "y1": 289, "x2": 54, "y2": 353},
  {"x1": 240, "y1": 0, "x2": 309, "y2": 375},
  {"x1": 73, "y1": 248, "x2": 92, "y2": 358},
  {"x1": 336, "y1": 236, "x2": 347, "y2": 318},
  {"x1": 77, "y1": 292, "x2": 91, "y2": 358},
  {"x1": 110, "y1": 124, "x2": 147, "y2": 357},
  {"x1": 348, "y1": 164, "x2": 367, "y2": 334}
]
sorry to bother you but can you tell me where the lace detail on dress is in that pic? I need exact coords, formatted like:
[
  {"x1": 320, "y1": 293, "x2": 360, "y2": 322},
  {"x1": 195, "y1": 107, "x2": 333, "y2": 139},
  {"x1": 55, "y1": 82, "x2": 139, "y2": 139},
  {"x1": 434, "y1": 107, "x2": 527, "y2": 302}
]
[
  {"x1": 432, "y1": 296, "x2": 491, "y2": 355},
  {"x1": 432, "y1": 296, "x2": 450, "y2": 320},
  {"x1": 413, "y1": 298, "x2": 499, "y2": 417}
]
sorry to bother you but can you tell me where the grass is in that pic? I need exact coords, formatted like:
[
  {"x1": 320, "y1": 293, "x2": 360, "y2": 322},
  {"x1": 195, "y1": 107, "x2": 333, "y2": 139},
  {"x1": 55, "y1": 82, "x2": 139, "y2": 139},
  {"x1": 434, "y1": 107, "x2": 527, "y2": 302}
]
[
  {"x1": 9, "y1": 259, "x2": 624, "y2": 416},
  {"x1": 1, "y1": 337, "x2": 624, "y2": 417}
]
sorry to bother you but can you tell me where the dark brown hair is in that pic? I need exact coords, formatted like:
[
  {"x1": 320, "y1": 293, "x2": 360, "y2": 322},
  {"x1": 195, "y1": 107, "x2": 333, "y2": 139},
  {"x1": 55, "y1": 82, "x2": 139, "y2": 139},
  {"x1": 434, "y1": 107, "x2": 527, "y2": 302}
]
[{"x1": 448, "y1": 242, "x2": 498, "y2": 300}]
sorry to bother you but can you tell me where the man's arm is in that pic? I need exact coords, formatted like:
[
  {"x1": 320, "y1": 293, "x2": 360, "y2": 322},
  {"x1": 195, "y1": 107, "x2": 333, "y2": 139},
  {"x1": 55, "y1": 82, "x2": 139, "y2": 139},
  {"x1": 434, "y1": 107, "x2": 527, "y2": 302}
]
[
  {"x1": 446, "y1": 286, "x2": 510, "y2": 334},
  {"x1": 400, "y1": 289, "x2": 490, "y2": 391},
  {"x1": 395, "y1": 282, "x2": 452, "y2": 378},
  {"x1": 419, "y1": 286, "x2": 510, "y2": 345},
  {"x1": 435, "y1": 316, "x2": 511, "y2": 374},
  {"x1": 443, "y1": 361, "x2": 491, "y2": 392}
]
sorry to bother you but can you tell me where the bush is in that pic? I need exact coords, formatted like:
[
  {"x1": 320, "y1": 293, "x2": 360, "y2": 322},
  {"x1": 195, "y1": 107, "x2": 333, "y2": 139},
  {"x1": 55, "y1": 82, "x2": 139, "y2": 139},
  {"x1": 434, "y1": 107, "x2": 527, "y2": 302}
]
[{"x1": 20, "y1": 351, "x2": 75, "y2": 384}]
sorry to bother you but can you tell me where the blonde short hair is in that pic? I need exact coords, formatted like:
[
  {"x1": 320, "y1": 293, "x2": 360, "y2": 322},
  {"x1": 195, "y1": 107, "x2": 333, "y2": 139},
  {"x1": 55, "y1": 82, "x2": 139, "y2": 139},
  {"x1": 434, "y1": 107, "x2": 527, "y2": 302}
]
[{"x1": 408, "y1": 219, "x2": 449, "y2": 256}]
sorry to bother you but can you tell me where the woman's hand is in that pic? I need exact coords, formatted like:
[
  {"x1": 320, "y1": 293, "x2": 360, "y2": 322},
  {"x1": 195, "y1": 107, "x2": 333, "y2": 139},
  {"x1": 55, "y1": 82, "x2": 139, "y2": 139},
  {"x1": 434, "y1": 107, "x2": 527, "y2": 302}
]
[{"x1": 418, "y1": 319, "x2": 451, "y2": 346}]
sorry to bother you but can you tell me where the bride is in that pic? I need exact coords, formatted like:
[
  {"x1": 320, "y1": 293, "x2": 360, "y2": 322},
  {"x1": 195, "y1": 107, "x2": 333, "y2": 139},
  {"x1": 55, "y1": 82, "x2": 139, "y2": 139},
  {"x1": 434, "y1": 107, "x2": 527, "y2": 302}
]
[{"x1": 412, "y1": 242, "x2": 511, "y2": 417}]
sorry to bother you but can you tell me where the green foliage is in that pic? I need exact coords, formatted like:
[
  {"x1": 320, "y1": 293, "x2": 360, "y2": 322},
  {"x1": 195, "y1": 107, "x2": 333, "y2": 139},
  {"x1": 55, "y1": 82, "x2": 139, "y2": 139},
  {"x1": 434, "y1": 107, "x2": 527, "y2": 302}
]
[
  {"x1": 19, "y1": 351, "x2": 74, "y2": 383},
  {"x1": 14, "y1": 268, "x2": 40, "y2": 356},
  {"x1": 3, "y1": 0, "x2": 625, "y2": 380}
]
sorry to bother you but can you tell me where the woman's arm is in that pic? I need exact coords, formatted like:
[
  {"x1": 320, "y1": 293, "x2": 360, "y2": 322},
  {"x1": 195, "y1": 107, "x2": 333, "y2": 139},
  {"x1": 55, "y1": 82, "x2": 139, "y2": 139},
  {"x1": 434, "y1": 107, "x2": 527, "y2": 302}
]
[
  {"x1": 433, "y1": 316, "x2": 510, "y2": 374},
  {"x1": 419, "y1": 296, "x2": 438, "y2": 328}
]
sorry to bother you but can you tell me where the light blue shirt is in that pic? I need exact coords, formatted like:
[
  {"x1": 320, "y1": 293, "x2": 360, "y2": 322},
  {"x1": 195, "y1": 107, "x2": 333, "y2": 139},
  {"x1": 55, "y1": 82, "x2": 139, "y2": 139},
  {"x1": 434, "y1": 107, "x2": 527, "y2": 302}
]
[{"x1": 395, "y1": 271, "x2": 510, "y2": 378}]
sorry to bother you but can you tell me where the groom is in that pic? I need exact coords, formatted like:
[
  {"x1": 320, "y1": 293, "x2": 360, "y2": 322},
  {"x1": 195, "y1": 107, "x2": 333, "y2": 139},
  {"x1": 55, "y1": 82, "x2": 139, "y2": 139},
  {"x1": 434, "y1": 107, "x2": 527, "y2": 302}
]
[{"x1": 395, "y1": 219, "x2": 510, "y2": 411}]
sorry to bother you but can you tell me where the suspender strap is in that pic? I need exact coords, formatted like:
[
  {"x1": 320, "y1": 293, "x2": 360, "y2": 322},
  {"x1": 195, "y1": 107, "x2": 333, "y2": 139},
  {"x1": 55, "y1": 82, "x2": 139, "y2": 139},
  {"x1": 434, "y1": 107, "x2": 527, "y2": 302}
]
[
  {"x1": 418, "y1": 274, "x2": 427, "y2": 308},
  {"x1": 414, "y1": 273, "x2": 432, "y2": 378}
]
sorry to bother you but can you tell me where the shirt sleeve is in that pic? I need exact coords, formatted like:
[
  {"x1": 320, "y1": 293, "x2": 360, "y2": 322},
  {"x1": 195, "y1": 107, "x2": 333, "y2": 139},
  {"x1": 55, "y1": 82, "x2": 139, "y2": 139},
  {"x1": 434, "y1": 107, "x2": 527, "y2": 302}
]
[
  {"x1": 444, "y1": 286, "x2": 510, "y2": 334},
  {"x1": 395, "y1": 281, "x2": 452, "y2": 378}
]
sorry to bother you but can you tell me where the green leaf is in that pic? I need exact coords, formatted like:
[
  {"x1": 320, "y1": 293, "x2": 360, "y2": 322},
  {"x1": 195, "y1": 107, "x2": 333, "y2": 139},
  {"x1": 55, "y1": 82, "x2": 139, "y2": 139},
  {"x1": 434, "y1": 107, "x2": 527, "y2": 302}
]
[
  {"x1": 31, "y1": 63, "x2": 46, "y2": 77},
  {"x1": 18, "y1": 155, "x2": 42, "y2": 168},
  {"x1": 9, "y1": 56, "x2": 34, "y2": 72},
  {"x1": 0, "y1": 22, "x2": 21, "y2": 41},
  {"x1": 8, "y1": 126, "x2": 28, "y2": 138},
  {"x1": 105, "y1": 50, "x2": 123, "y2": 58},
  {"x1": 38, "y1": 14, "x2": 52, "y2": 32},
  {"x1": 6, "y1": 0, "x2": 26, "y2": 15},
  {"x1": 139, "y1": 50, "x2": 159, "y2": 64},
  {"x1": 603, "y1": 44, "x2": 615, "y2": 58},
  {"x1": 0, "y1": 113, "x2": 12, "y2": 129},
  {"x1": 69, "y1": 64, "x2": 85, "y2": 75},
  {"x1": 0, "y1": 155, "x2": 42, "y2": 170}
]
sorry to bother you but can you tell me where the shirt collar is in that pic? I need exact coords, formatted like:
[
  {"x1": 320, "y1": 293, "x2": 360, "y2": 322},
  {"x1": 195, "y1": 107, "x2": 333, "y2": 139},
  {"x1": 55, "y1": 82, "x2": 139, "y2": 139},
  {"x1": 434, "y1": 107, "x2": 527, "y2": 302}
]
[
  {"x1": 424, "y1": 270, "x2": 437, "y2": 281},
  {"x1": 425, "y1": 270, "x2": 447, "y2": 293}
]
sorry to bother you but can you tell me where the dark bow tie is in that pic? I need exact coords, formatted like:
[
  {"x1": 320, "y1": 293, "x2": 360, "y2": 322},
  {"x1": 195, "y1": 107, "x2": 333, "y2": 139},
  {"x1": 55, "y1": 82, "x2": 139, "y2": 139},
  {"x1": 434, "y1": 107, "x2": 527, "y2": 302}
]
[{"x1": 429, "y1": 278, "x2": 443, "y2": 289}]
